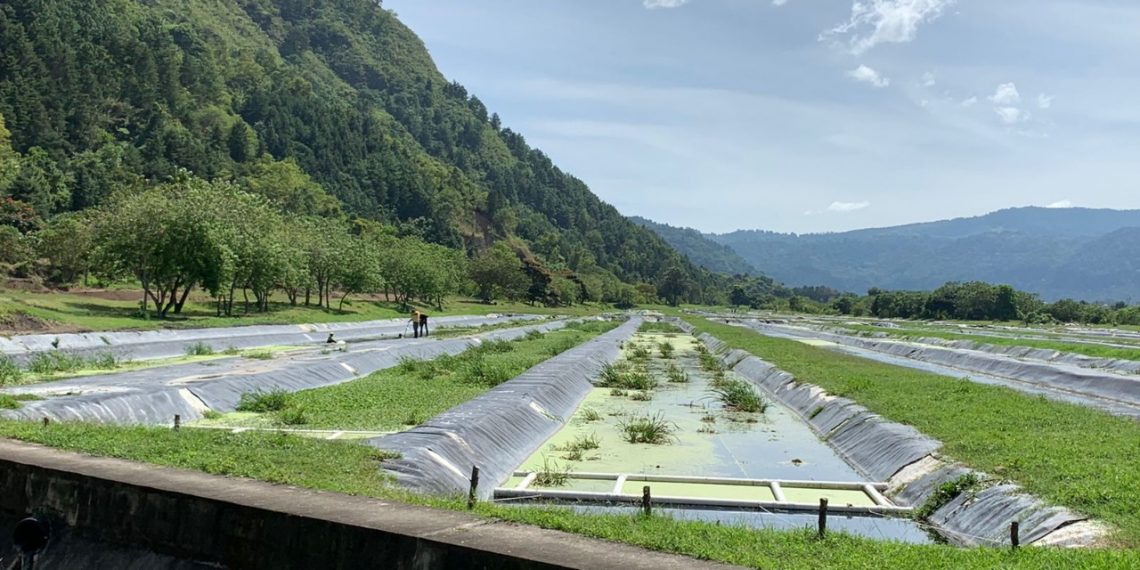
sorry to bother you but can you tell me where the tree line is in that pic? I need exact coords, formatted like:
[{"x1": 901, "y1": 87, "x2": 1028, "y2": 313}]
[{"x1": 811, "y1": 281, "x2": 1140, "y2": 326}]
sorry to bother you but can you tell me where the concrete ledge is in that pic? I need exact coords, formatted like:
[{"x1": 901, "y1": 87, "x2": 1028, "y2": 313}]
[{"x1": 0, "y1": 440, "x2": 739, "y2": 569}]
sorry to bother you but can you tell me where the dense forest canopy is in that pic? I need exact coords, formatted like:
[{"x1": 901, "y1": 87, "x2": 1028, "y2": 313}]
[{"x1": 0, "y1": 0, "x2": 728, "y2": 307}]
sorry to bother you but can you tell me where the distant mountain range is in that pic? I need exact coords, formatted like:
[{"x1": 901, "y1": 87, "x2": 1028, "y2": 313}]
[{"x1": 634, "y1": 208, "x2": 1140, "y2": 302}]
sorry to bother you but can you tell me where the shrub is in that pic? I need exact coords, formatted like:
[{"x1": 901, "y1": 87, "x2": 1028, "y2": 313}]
[
  {"x1": 236, "y1": 389, "x2": 290, "y2": 413},
  {"x1": 185, "y1": 342, "x2": 215, "y2": 357},
  {"x1": 0, "y1": 356, "x2": 23, "y2": 385}
]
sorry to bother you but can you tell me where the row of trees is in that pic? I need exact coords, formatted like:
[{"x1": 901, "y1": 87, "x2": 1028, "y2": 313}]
[{"x1": 825, "y1": 281, "x2": 1140, "y2": 326}]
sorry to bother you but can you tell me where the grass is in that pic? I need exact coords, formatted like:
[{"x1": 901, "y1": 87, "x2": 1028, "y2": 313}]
[
  {"x1": 0, "y1": 420, "x2": 1137, "y2": 567},
  {"x1": 619, "y1": 412, "x2": 676, "y2": 445},
  {"x1": 185, "y1": 342, "x2": 215, "y2": 356},
  {"x1": 597, "y1": 362, "x2": 657, "y2": 391},
  {"x1": 215, "y1": 321, "x2": 617, "y2": 431},
  {"x1": 534, "y1": 456, "x2": 572, "y2": 487},
  {"x1": 842, "y1": 324, "x2": 1140, "y2": 363},
  {"x1": 684, "y1": 315, "x2": 1140, "y2": 547},
  {"x1": 916, "y1": 474, "x2": 982, "y2": 520},
  {"x1": 665, "y1": 363, "x2": 689, "y2": 384},
  {"x1": 236, "y1": 390, "x2": 290, "y2": 413},
  {"x1": 710, "y1": 379, "x2": 768, "y2": 413},
  {"x1": 638, "y1": 321, "x2": 683, "y2": 334},
  {"x1": 658, "y1": 341, "x2": 675, "y2": 359},
  {"x1": 0, "y1": 288, "x2": 602, "y2": 334},
  {"x1": 580, "y1": 408, "x2": 603, "y2": 422}
]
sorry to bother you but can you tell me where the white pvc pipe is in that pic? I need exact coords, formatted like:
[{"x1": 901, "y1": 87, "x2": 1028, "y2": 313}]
[{"x1": 491, "y1": 488, "x2": 913, "y2": 516}]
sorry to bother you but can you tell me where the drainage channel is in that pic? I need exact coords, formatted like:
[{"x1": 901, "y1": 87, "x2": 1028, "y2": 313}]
[{"x1": 494, "y1": 327, "x2": 932, "y2": 543}]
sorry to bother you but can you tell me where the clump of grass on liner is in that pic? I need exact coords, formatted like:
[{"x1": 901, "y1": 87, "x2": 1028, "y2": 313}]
[
  {"x1": 535, "y1": 456, "x2": 572, "y2": 487},
  {"x1": 619, "y1": 412, "x2": 677, "y2": 445},
  {"x1": 710, "y1": 379, "x2": 768, "y2": 414}
]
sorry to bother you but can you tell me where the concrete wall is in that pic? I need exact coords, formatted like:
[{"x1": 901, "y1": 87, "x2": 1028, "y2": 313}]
[{"x1": 0, "y1": 440, "x2": 736, "y2": 570}]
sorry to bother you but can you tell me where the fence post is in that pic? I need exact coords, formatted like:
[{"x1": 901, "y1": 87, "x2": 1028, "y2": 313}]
[
  {"x1": 818, "y1": 498, "x2": 829, "y2": 539},
  {"x1": 173, "y1": 414, "x2": 181, "y2": 430},
  {"x1": 1010, "y1": 521, "x2": 1020, "y2": 549},
  {"x1": 642, "y1": 486, "x2": 652, "y2": 516},
  {"x1": 467, "y1": 465, "x2": 480, "y2": 510}
]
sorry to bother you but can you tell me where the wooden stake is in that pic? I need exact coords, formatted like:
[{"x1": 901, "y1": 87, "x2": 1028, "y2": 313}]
[
  {"x1": 642, "y1": 486, "x2": 652, "y2": 517},
  {"x1": 818, "y1": 498, "x2": 829, "y2": 539},
  {"x1": 174, "y1": 414, "x2": 181, "y2": 430},
  {"x1": 467, "y1": 465, "x2": 480, "y2": 510},
  {"x1": 42, "y1": 417, "x2": 49, "y2": 427},
  {"x1": 1010, "y1": 521, "x2": 1020, "y2": 549}
]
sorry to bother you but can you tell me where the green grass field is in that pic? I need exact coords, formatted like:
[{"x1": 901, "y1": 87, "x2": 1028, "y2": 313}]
[
  {"x1": 840, "y1": 323, "x2": 1140, "y2": 361},
  {"x1": 0, "y1": 288, "x2": 603, "y2": 334},
  {"x1": 684, "y1": 316, "x2": 1140, "y2": 547}
]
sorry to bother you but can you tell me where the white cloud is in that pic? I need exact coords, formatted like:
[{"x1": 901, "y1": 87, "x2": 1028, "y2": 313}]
[
  {"x1": 847, "y1": 65, "x2": 891, "y2": 88},
  {"x1": 995, "y1": 107, "x2": 1027, "y2": 124},
  {"x1": 960, "y1": 96, "x2": 978, "y2": 107},
  {"x1": 823, "y1": 0, "x2": 956, "y2": 54},
  {"x1": 1038, "y1": 93, "x2": 1055, "y2": 109},
  {"x1": 828, "y1": 201, "x2": 871, "y2": 212},
  {"x1": 1046, "y1": 199, "x2": 1072, "y2": 209},
  {"x1": 772, "y1": 0, "x2": 790, "y2": 5},
  {"x1": 989, "y1": 82, "x2": 1021, "y2": 105},
  {"x1": 921, "y1": 72, "x2": 936, "y2": 87},
  {"x1": 643, "y1": 0, "x2": 689, "y2": 8}
]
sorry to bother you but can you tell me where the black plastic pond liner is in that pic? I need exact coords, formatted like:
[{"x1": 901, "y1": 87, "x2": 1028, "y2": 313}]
[
  {"x1": 369, "y1": 318, "x2": 641, "y2": 499},
  {"x1": 699, "y1": 331, "x2": 1098, "y2": 547},
  {"x1": 751, "y1": 323, "x2": 1140, "y2": 413},
  {"x1": 1, "y1": 320, "x2": 572, "y2": 425},
  {"x1": 0, "y1": 314, "x2": 546, "y2": 365}
]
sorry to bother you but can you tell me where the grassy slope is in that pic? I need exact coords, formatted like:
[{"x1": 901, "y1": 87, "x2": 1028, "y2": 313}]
[
  {"x1": 841, "y1": 324, "x2": 1140, "y2": 361},
  {"x1": 0, "y1": 288, "x2": 602, "y2": 334},
  {"x1": 683, "y1": 315, "x2": 1140, "y2": 547},
  {"x1": 254, "y1": 321, "x2": 617, "y2": 430}
]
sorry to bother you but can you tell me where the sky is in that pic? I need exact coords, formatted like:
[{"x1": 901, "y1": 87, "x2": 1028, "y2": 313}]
[{"x1": 385, "y1": 0, "x2": 1140, "y2": 234}]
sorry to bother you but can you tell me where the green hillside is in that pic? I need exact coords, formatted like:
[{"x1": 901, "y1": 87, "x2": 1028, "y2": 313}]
[
  {"x1": 629, "y1": 216, "x2": 757, "y2": 276},
  {"x1": 0, "y1": 0, "x2": 719, "y2": 305}
]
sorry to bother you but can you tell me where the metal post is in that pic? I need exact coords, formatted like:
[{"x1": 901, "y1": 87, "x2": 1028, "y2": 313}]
[
  {"x1": 818, "y1": 498, "x2": 829, "y2": 539},
  {"x1": 642, "y1": 486, "x2": 652, "y2": 516},
  {"x1": 468, "y1": 465, "x2": 480, "y2": 510},
  {"x1": 1011, "y1": 521, "x2": 1020, "y2": 549}
]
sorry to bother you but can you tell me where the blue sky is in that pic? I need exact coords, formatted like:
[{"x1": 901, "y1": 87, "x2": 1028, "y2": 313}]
[{"x1": 386, "y1": 0, "x2": 1140, "y2": 234}]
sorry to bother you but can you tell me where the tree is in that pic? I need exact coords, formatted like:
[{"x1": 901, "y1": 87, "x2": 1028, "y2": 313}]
[
  {"x1": 9, "y1": 147, "x2": 72, "y2": 217},
  {"x1": 93, "y1": 175, "x2": 228, "y2": 318},
  {"x1": 36, "y1": 212, "x2": 94, "y2": 285},
  {"x1": 239, "y1": 158, "x2": 342, "y2": 217},
  {"x1": 658, "y1": 265, "x2": 690, "y2": 307},
  {"x1": 729, "y1": 286, "x2": 751, "y2": 309},
  {"x1": 469, "y1": 243, "x2": 527, "y2": 302},
  {"x1": 0, "y1": 113, "x2": 19, "y2": 192}
]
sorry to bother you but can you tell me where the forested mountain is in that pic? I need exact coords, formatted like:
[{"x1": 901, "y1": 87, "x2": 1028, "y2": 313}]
[
  {"x1": 629, "y1": 216, "x2": 757, "y2": 276},
  {"x1": 0, "y1": 0, "x2": 721, "y2": 305},
  {"x1": 712, "y1": 207, "x2": 1140, "y2": 302}
]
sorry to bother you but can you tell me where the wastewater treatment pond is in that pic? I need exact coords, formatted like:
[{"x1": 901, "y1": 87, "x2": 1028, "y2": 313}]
[{"x1": 501, "y1": 327, "x2": 932, "y2": 543}]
